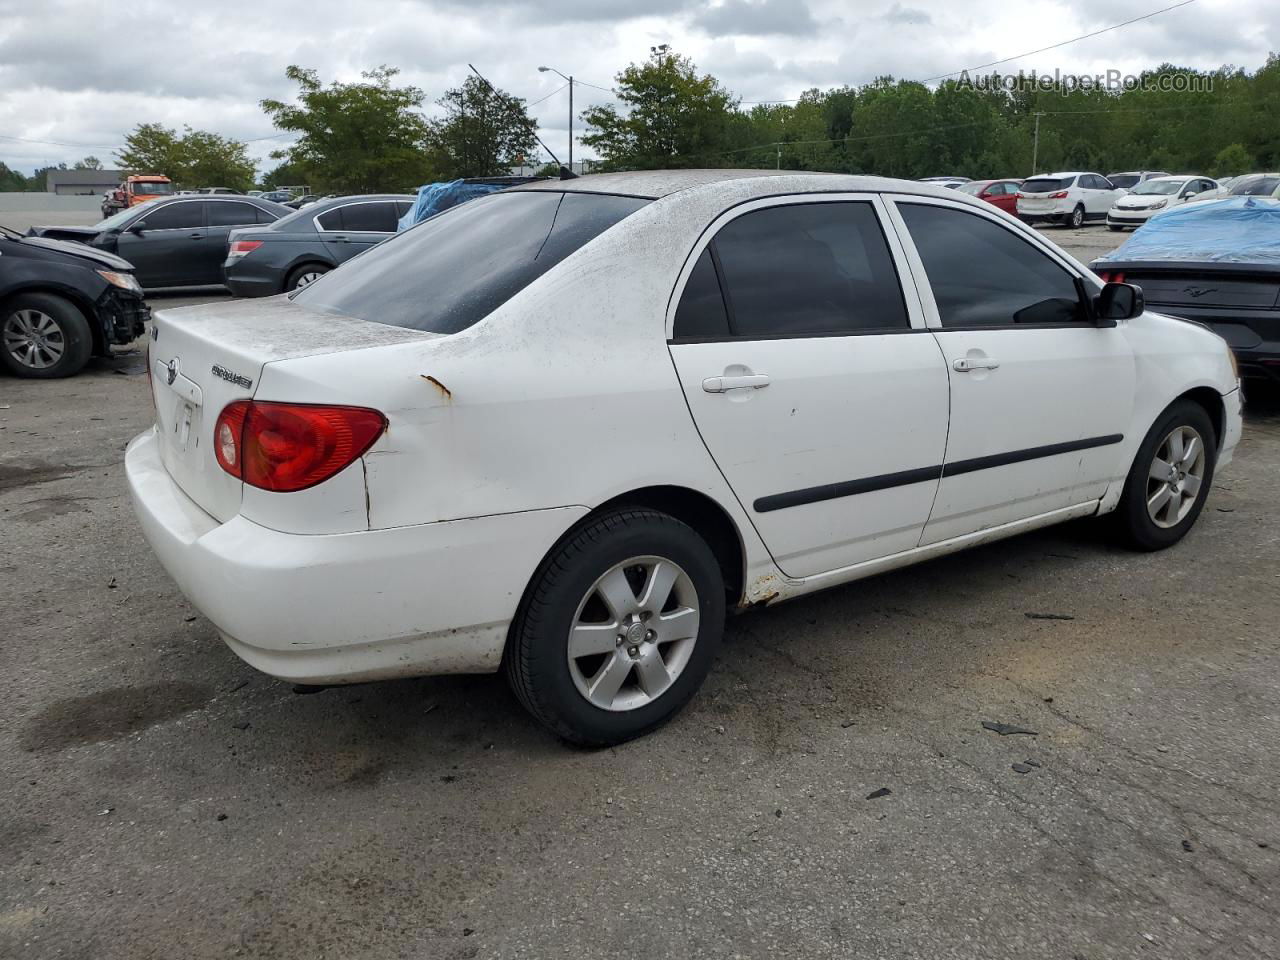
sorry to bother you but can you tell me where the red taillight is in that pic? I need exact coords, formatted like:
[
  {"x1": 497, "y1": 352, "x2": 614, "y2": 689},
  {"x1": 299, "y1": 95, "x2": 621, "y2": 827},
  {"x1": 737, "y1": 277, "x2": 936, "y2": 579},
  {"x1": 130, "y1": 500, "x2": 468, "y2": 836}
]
[
  {"x1": 1048, "y1": 191, "x2": 1069, "y2": 199},
  {"x1": 228, "y1": 240, "x2": 263, "y2": 258},
  {"x1": 1098, "y1": 271, "x2": 1111, "y2": 282},
  {"x1": 213, "y1": 400, "x2": 386, "y2": 492},
  {"x1": 1114, "y1": 272, "x2": 1126, "y2": 283}
]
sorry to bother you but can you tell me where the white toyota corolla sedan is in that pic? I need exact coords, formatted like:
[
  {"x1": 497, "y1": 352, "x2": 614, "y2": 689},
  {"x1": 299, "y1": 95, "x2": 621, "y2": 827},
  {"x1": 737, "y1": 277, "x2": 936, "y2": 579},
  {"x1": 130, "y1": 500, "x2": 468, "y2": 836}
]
[{"x1": 127, "y1": 171, "x2": 1243, "y2": 745}]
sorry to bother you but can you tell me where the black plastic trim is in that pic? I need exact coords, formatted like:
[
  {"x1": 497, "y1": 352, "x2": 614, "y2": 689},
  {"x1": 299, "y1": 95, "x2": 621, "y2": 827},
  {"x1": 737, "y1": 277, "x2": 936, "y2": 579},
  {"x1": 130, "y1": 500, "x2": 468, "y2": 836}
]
[{"x1": 752, "y1": 434, "x2": 1124, "y2": 513}]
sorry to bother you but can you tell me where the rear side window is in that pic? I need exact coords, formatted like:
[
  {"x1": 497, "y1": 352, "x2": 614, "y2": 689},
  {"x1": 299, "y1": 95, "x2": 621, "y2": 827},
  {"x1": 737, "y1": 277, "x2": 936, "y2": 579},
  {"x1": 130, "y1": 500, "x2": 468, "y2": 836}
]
[
  {"x1": 701, "y1": 202, "x2": 908, "y2": 338},
  {"x1": 899, "y1": 203, "x2": 1086, "y2": 327},
  {"x1": 207, "y1": 201, "x2": 262, "y2": 227},
  {"x1": 254, "y1": 206, "x2": 280, "y2": 224},
  {"x1": 339, "y1": 202, "x2": 399, "y2": 232},
  {"x1": 315, "y1": 207, "x2": 342, "y2": 231},
  {"x1": 673, "y1": 249, "x2": 730, "y2": 339},
  {"x1": 294, "y1": 191, "x2": 648, "y2": 334},
  {"x1": 136, "y1": 201, "x2": 203, "y2": 230}
]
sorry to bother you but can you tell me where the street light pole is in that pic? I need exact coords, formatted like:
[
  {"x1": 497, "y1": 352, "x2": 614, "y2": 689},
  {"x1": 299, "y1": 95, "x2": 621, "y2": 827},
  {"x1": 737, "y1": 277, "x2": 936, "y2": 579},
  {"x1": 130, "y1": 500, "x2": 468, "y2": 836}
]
[{"x1": 538, "y1": 66, "x2": 574, "y2": 173}]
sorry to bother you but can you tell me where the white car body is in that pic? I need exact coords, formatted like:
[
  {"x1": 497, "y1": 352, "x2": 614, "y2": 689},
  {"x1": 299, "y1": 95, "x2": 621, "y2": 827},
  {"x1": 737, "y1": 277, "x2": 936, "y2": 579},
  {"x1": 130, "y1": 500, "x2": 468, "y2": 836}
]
[
  {"x1": 1106, "y1": 175, "x2": 1223, "y2": 229},
  {"x1": 1016, "y1": 171, "x2": 1123, "y2": 227},
  {"x1": 127, "y1": 172, "x2": 1242, "y2": 697}
]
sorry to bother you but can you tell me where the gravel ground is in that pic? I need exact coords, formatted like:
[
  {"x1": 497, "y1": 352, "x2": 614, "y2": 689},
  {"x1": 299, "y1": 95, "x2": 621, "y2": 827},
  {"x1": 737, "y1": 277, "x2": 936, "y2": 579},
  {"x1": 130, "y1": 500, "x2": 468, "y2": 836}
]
[{"x1": 1, "y1": 223, "x2": 1277, "y2": 960}]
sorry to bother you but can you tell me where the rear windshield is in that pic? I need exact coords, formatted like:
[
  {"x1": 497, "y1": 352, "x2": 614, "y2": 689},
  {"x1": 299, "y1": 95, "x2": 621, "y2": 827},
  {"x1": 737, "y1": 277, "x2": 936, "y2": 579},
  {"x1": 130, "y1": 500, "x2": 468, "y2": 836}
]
[
  {"x1": 1230, "y1": 175, "x2": 1280, "y2": 196},
  {"x1": 1107, "y1": 174, "x2": 1141, "y2": 189},
  {"x1": 293, "y1": 190, "x2": 649, "y2": 334},
  {"x1": 1021, "y1": 177, "x2": 1072, "y2": 193}
]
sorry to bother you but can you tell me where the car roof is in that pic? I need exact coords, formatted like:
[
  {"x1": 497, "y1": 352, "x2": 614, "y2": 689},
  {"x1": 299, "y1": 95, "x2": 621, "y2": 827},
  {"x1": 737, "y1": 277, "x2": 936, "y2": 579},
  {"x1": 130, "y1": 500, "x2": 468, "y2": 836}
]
[
  {"x1": 302, "y1": 193, "x2": 415, "y2": 210},
  {"x1": 1044, "y1": 171, "x2": 1087, "y2": 178},
  {"x1": 509, "y1": 169, "x2": 993, "y2": 201}
]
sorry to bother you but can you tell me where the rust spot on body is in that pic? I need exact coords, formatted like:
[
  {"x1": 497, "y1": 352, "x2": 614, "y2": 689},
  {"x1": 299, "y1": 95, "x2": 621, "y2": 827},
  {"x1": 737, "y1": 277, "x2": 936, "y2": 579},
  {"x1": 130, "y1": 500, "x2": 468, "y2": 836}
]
[{"x1": 420, "y1": 374, "x2": 452, "y2": 400}]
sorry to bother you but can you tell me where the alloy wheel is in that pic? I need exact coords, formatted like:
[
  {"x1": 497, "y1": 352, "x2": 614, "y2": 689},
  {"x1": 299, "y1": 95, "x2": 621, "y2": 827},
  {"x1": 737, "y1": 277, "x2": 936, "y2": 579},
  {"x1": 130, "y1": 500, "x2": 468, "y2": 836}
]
[
  {"x1": 1146, "y1": 425, "x2": 1206, "y2": 528},
  {"x1": 566, "y1": 556, "x2": 700, "y2": 712},
  {"x1": 3, "y1": 309, "x2": 65, "y2": 370}
]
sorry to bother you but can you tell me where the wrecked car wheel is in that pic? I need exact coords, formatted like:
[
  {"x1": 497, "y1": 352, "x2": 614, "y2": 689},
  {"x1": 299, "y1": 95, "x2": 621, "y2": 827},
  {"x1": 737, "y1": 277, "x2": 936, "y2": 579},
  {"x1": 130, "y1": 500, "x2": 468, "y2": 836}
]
[
  {"x1": 1, "y1": 293, "x2": 94, "y2": 378},
  {"x1": 505, "y1": 508, "x2": 725, "y2": 746}
]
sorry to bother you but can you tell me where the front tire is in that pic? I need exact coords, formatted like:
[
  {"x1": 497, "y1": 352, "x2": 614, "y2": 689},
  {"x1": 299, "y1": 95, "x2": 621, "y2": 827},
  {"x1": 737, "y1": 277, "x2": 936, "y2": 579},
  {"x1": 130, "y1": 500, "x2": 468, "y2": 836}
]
[
  {"x1": 1113, "y1": 399, "x2": 1217, "y2": 551},
  {"x1": 505, "y1": 508, "x2": 726, "y2": 746},
  {"x1": 1, "y1": 293, "x2": 94, "y2": 378}
]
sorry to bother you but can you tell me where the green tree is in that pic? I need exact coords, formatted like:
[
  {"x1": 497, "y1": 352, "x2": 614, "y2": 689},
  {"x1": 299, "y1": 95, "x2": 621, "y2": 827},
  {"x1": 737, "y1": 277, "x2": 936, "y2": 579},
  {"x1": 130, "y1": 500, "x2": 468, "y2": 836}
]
[
  {"x1": 581, "y1": 46, "x2": 740, "y2": 170},
  {"x1": 74, "y1": 155, "x2": 103, "y2": 170},
  {"x1": 432, "y1": 76, "x2": 539, "y2": 178},
  {"x1": 116, "y1": 122, "x2": 182, "y2": 175},
  {"x1": 0, "y1": 161, "x2": 28, "y2": 191},
  {"x1": 1210, "y1": 142, "x2": 1255, "y2": 177},
  {"x1": 261, "y1": 65, "x2": 440, "y2": 193}
]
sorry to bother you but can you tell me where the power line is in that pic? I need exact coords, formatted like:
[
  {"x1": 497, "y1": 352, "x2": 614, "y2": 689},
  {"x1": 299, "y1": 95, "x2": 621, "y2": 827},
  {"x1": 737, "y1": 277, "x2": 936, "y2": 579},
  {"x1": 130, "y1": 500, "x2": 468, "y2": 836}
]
[
  {"x1": 921, "y1": 0, "x2": 1197, "y2": 82},
  {"x1": 526, "y1": 83, "x2": 568, "y2": 108}
]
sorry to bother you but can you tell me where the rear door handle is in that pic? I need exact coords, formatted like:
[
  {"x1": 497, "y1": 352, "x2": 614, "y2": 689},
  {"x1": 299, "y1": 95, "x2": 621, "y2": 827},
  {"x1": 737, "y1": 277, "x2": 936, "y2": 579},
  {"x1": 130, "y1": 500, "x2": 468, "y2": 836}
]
[
  {"x1": 703, "y1": 374, "x2": 770, "y2": 393},
  {"x1": 953, "y1": 357, "x2": 999, "y2": 372},
  {"x1": 188, "y1": 233, "x2": 203, "y2": 239}
]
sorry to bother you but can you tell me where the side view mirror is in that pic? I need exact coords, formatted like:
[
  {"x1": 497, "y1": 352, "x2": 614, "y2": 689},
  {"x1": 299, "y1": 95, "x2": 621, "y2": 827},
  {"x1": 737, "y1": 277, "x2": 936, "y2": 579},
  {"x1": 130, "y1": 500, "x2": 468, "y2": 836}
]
[
  {"x1": 128, "y1": 222, "x2": 145, "y2": 235},
  {"x1": 1181, "y1": 190, "x2": 1196, "y2": 199},
  {"x1": 1095, "y1": 281, "x2": 1144, "y2": 324}
]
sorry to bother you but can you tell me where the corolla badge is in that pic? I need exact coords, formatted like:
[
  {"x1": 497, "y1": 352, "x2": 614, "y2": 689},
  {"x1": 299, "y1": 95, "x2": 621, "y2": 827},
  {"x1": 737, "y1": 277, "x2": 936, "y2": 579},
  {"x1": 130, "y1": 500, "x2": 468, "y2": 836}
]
[
  {"x1": 1184, "y1": 286, "x2": 1217, "y2": 299},
  {"x1": 165, "y1": 359, "x2": 179, "y2": 385},
  {"x1": 211, "y1": 363, "x2": 253, "y2": 389}
]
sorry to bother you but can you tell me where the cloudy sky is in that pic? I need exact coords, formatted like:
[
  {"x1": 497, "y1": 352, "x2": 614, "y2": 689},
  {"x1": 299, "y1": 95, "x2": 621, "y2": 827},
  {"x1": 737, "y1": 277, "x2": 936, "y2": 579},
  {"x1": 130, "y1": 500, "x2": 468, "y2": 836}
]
[{"x1": 0, "y1": 0, "x2": 1276, "y2": 175}]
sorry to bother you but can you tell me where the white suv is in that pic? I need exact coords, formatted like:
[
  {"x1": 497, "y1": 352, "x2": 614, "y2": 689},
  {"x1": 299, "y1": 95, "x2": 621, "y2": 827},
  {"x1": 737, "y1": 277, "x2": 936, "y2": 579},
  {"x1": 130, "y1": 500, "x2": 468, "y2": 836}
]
[
  {"x1": 127, "y1": 172, "x2": 1242, "y2": 745},
  {"x1": 1017, "y1": 171, "x2": 1123, "y2": 228}
]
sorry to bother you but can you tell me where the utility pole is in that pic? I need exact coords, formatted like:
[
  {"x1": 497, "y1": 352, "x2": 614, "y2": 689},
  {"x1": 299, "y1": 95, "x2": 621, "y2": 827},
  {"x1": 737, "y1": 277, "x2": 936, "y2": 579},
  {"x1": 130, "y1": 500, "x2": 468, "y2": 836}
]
[
  {"x1": 776, "y1": 143, "x2": 781, "y2": 170},
  {"x1": 1031, "y1": 111, "x2": 1045, "y2": 175},
  {"x1": 568, "y1": 76, "x2": 573, "y2": 171}
]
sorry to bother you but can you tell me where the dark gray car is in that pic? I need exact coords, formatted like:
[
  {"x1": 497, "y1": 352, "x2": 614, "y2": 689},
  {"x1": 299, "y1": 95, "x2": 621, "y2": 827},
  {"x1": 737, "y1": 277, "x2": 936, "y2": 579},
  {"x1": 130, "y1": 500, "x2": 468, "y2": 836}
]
[
  {"x1": 26, "y1": 195, "x2": 294, "y2": 290},
  {"x1": 223, "y1": 194, "x2": 414, "y2": 296}
]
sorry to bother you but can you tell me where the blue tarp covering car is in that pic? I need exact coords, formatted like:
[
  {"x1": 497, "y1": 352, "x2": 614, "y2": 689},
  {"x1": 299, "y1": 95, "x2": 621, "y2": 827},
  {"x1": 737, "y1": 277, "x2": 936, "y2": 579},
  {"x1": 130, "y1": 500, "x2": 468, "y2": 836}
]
[
  {"x1": 1093, "y1": 196, "x2": 1280, "y2": 265},
  {"x1": 397, "y1": 176, "x2": 546, "y2": 231}
]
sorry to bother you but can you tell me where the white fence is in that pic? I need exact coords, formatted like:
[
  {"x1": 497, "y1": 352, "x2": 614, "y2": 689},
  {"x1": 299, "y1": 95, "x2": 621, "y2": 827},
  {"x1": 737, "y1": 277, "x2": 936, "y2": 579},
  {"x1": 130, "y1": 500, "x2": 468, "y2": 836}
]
[{"x1": 0, "y1": 193, "x2": 101, "y2": 212}]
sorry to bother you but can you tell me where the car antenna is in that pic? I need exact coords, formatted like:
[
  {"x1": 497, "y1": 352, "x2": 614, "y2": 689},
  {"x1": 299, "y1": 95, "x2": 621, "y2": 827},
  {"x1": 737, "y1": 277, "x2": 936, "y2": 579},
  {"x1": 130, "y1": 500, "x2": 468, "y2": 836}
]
[{"x1": 467, "y1": 64, "x2": 578, "y2": 179}]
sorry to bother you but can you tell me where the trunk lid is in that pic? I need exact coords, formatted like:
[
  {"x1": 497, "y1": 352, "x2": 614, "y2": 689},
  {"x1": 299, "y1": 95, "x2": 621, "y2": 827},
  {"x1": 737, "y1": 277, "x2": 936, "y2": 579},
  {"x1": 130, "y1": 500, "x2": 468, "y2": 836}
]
[{"x1": 148, "y1": 295, "x2": 432, "y2": 522}]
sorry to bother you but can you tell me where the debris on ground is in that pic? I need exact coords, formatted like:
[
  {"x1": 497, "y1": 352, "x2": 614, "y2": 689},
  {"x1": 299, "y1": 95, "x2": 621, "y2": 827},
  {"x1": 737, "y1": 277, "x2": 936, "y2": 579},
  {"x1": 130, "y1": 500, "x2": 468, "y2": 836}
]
[
  {"x1": 1025, "y1": 612, "x2": 1074, "y2": 621},
  {"x1": 215, "y1": 813, "x2": 227, "y2": 822},
  {"x1": 1024, "y1": 759, "x2": 1041, "y2": 767},
  {"x1": 866, "y1": 788, "x2": 892, "y2": 800},
  {"x1": 982, "y1": 721, "x2": 1039, "y2": 736},
  {"x1": 232, "y1": 721, "x2": 250, "y2": 730},
  {"x1": 1182, "y1": 840, "x2": 1194, "y2": 852},
  {"x1": 1011, "y1": 763, "x2": 1033, "y2": 774},
  {"x1": 840, "y1": 719, "x2": 856, "y2": 728}
]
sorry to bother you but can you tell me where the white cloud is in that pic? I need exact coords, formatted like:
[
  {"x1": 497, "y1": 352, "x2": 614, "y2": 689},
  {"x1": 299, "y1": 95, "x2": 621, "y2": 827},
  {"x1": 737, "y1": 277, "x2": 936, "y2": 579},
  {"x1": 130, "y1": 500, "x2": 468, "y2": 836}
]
[{"x1": 1, "y1": 0, "x2": 1275, "y2": 174}]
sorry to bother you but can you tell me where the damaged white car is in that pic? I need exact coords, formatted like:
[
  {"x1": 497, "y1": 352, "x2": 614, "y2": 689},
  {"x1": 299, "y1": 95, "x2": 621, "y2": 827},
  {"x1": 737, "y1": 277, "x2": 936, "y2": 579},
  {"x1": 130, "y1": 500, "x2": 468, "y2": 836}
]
[{"x1": 127, "y1": 171, "x2": 1242, "y2": 745}]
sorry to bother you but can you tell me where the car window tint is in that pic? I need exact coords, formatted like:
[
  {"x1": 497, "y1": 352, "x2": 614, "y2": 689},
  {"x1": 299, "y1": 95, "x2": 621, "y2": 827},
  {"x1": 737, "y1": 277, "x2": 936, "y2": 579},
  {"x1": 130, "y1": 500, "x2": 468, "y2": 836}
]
[
  {"x1": 254, "y1": 205, "x2": 279, "y2": 224},
  {"x1": 207, "y1": 201, "x2": 261, "y2": 227},
  {"x1": 315, "y1": 208, "x2": 342, "y2": 231},
  {"x1": 294, "y1": 191, "x2": 649, "y2": 334},
  {"x1": 340, "y1": 202, "x2": 398, "y2": 232},
  {"x1": 136, "y1": 201, "x2": 203, "y2": 230},
  {"x1": 673, "y1": 248, "x2": 730, "y2": 339},
  {"x1": 899, "y1": 203, "x2": 1086, "y2": 327},
  {"x1": 710, "y1": 202, "x2": 908, "y2": 337},
  {"x1": 395, "y1": 200, "x2": 413, "y2": 218}
]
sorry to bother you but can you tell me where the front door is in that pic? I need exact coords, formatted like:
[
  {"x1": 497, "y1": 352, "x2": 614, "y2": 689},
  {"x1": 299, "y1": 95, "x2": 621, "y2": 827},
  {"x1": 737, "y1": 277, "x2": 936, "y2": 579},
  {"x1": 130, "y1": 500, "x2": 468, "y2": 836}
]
[
  {"x1": 116, "y1": 200, "x2": 207, "y2": 287},
  {"x1": 668, "y1": 196, "x2": 951, "y2": 579},
  {"x1": 888, "y1": 197, "x2": 1135, "y2": 544}
]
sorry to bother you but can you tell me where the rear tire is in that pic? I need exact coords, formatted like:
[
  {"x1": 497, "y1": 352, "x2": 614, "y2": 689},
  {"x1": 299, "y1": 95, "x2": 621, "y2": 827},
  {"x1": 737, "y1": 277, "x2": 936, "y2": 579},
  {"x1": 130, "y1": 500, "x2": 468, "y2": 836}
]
[
  {"x1": 1068, "y1": 205, "x2": 1085, "y2": 229},
  {"x1": 285, "y1": 263, "x2": 329, "y2": 292},
  {"x1": 1112, "y1": 399, "x2": 1217, "y2": 551},
  {"x1": 504, "y1": 508, "x2": 726, "y2": 746},
  {"x1": 0, "y1": 293, "x2": 94, "y2": 379}
]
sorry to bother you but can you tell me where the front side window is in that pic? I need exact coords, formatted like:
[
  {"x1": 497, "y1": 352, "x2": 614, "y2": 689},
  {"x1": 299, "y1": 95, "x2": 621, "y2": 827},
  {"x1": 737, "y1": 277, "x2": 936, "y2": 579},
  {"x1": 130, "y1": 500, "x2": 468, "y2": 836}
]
[
  {"x1": 703, "y1": 201, "x2": 909, "y2": 338},
  {"x1": 294, "y1": 190, "x2": 648, "y2": 334},
  {"x1": 136, "y1": 202, "x2": 203, "y2": 231},
  {"x1": 899, "y1": 203, "x2": 1086, "y2": 327}
]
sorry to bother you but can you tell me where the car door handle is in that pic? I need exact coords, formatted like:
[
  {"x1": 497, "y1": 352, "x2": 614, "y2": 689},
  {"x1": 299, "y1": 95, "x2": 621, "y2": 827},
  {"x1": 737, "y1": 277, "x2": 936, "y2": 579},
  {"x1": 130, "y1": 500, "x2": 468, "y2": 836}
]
[
  {"x1": 188, "y1": 233, "x2": 203, "y2": 239},
  {"x1": 703, "y1": 374, "x2": 770, "y2": 393},
  {"x1": 953, "y1": 357, "x2": 1000, "y2": 372}
]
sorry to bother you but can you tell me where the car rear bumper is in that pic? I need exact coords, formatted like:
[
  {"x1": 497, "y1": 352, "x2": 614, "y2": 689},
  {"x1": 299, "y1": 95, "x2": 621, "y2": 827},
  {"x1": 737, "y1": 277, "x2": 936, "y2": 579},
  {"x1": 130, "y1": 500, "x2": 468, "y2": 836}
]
[
  {"x1": 222, "y1": 267, "x2": 280, "y2": 298},
  {"x1": 1019, "y1": 211, "x2": 1069, "y2": 224},
  {"x1": 126, "y1": 428, "x2": 587, "y2": 684}
]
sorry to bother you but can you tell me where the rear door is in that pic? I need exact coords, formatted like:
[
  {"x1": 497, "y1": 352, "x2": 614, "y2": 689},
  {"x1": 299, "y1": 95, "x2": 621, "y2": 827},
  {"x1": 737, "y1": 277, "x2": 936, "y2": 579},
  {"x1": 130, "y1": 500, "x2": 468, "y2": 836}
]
[
  {"x1": 116, "y1": 200, "x2": 207, "y2": 287},
  {"x1": 667, "y1": 195, "x2": 951, "y2": 579},
  {"x1": 317, "y1": 201, "x2": 400, "y2": 264},
  {"x1": 205, "y1": 201, "x2": 270, "y2": 284},
  {"x1": 887, "y1": 197, "x2": 1135, "y2": 543}
]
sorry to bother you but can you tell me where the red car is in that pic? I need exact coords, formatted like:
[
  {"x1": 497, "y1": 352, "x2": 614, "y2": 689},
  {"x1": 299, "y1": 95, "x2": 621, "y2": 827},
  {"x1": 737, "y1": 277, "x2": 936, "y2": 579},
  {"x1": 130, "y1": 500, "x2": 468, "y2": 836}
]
[{"x1": 957, "y1": 179, "x2": 1024, "y2": 214}]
